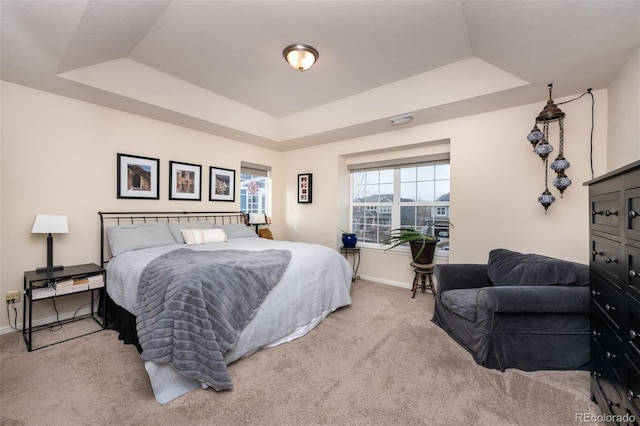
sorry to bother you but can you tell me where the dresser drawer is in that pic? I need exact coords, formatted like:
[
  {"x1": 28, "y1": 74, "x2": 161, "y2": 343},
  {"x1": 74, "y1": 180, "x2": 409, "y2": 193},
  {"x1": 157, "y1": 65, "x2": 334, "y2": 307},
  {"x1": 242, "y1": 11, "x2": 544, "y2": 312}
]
[
  {"x1": 627, "y1": 354, "x2": 640, "y2": 421},
  {"x1": 628, "y1": 187, "x2": 640, "y2": 243},
  {"x1": 592, "y1": 234, "x2": 624, "y2": 285},
  {"x1": 627, "y1": 245, "x2": 640, "y2": 303},
  {"x1": 592, "y1": 347, "x2": 626, "y2": 417},
  {"x1": 591, "y1": 191, "x2": 622, "y2": 236},
  {"x1": 593, "y1": 277, "x2": 624, "y2": 332},
  {"x1": 628, "y1": 306, "x2": 640, "y2": 359}
]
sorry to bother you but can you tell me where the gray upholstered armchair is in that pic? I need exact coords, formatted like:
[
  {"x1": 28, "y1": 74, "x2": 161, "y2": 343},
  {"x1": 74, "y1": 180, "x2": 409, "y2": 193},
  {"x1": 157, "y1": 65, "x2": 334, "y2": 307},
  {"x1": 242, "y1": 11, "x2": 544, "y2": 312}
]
[{"x1": 431, "y1": 249, "x2": 590, "y2": 371}]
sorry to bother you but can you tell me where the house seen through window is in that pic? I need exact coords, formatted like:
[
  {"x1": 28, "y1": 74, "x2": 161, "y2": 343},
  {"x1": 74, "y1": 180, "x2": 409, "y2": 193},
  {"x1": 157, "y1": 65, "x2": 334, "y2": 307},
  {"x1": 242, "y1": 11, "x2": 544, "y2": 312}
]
[{"x1": 350, "y1": 161, "x2": 450, "y2": 257}]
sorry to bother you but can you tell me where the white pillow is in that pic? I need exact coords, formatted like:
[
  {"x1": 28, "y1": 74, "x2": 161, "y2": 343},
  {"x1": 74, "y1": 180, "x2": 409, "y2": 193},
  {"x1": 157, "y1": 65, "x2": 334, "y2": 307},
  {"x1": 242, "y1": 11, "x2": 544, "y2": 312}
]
[
  {"x1": 167, "y1": 221, "x2": 213, "y2": 243},
  {"x1": 181, "y1": 228, "x2": 228, "y2": 245}
]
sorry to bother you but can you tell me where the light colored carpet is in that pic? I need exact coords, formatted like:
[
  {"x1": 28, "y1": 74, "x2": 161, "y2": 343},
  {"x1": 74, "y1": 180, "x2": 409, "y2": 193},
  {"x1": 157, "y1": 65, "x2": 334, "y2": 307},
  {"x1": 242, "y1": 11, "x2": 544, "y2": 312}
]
[{"x1": 0, "y1": 280, "x2": 602, "y2": 425}]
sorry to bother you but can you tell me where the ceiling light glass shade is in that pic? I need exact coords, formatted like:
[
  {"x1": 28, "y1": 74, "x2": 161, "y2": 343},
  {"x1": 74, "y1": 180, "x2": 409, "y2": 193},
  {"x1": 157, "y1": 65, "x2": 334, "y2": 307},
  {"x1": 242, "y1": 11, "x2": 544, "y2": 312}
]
[
  {"x1": 550, "y1": 155, "x2": 570, "y2": 173},
  {"x1": 538, "y1": 189, "x2": 556, "y2": 213},
  {"x1": 534, "y1": 140, "x2": 553, "y2": 159},
  {"x1": 552, "y1": 173, "x2": 572, "y2": 195},
  {"x1": 527, "y1": 124, "x2": 544, "y2": 150},
  {"x1": 283, "y1": 44, "x2": 319, "y2": 71}
]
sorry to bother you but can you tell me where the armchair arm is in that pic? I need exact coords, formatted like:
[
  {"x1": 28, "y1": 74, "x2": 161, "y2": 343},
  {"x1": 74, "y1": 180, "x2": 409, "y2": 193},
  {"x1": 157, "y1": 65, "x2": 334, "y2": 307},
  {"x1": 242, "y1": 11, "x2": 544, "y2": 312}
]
[
  {"x1": 476, "y1": 286, "x2": 589, "y2": 314},
  {"x1": 435, "y1": 264, "x2": 492, "y2": 295}
]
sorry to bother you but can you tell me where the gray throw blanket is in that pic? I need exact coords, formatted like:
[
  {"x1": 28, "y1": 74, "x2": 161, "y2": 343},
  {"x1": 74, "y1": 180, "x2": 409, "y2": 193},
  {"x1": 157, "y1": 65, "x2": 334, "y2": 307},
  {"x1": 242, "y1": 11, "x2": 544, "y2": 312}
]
[{"x1": 136, "y1": 248, "x2": 291, "y2": 391}]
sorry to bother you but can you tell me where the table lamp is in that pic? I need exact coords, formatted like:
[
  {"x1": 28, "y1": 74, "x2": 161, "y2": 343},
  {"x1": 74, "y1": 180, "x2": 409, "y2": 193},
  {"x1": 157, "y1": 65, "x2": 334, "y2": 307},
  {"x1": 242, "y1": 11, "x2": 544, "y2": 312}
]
[{"x1": 31, "y1": 214, "x2": 68, "y2": 273}]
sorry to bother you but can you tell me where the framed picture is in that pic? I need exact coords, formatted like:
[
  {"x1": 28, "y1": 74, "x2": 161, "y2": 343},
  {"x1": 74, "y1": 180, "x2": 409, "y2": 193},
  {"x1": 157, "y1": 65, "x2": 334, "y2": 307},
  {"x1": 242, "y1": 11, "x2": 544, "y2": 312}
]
[
  {"x1": 209, "y1": 166, "x2": 236, "y2": 202},
  {"x1": 297, "y1": 173, "x2": 312, "y2": 204},
  {"x1": 169, "y1": 161, "x2": 201, "y2": 201},
  {"x1": 117, "y1": 153, "x2": 160, "y2": 199}
]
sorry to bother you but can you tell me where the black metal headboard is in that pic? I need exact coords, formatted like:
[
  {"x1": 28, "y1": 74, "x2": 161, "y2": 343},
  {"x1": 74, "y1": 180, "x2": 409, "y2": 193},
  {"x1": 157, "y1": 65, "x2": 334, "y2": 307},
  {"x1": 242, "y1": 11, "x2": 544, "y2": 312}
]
[{"x1": 98, "y1": 211, "x2": 247, "y2": 266}]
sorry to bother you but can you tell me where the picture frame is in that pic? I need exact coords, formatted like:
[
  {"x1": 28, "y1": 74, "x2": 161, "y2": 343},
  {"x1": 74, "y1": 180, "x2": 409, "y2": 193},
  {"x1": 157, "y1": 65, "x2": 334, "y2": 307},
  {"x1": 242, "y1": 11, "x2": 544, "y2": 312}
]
[
  {"x1": 169, "y1": 161, "x2": 201, "y2": 201},
  {"x1": 117, "y1": 153, "x2": 160, "y2": 199},
  {"x1": 297, "y1": 173, "x2": 312, "y2": 204},
  {"x1": 209, "y1": 166, "x2": 236, "y2": 202}
]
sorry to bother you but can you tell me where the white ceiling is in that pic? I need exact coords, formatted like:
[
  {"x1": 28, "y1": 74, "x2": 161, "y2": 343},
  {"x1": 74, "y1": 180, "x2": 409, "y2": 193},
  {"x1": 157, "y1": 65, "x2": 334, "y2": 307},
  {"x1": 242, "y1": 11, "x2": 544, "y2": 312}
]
[{"x1": 2, "y1": 0, "x2": 639, "y2": 150}]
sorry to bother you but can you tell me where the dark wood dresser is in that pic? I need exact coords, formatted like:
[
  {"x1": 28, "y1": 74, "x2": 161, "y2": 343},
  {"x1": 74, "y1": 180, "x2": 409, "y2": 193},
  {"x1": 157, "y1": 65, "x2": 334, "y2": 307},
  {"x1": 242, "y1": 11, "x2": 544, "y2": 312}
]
[{"x1": 586, "y1": 159, "x2": 640, "y2": 423}]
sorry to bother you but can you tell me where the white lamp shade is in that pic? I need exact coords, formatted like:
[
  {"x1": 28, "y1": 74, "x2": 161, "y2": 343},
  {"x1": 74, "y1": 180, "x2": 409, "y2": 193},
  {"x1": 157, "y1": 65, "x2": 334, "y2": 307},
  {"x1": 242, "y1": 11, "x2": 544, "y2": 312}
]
[
  {"x1": 248, "y1": 213, "x2": 267, "y2": 224},
  {"x1": 31, "y1": 215, "x2": 69, "y2": 234}
]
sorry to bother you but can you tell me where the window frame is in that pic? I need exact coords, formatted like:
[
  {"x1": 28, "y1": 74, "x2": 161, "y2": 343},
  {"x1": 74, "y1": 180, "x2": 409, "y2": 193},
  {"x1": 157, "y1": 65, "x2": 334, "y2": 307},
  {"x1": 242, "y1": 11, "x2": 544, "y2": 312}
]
[
  {"x1": 349, "y1": 159, "x2": 450, "y2": 258},
  {"x1": 240, "y1": 162, "x2": 271, "y2": 215}
]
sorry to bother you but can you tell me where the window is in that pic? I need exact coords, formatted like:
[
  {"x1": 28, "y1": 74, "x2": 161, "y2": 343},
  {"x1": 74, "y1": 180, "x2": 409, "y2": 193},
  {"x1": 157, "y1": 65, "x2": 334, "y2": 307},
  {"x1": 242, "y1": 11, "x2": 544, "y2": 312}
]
[
  {"x1": 350, "y1": 159, "x2": 450, "y2": 257},
  {"x1": 240, "y1": 162, "x2": 271, "y2": 214}
]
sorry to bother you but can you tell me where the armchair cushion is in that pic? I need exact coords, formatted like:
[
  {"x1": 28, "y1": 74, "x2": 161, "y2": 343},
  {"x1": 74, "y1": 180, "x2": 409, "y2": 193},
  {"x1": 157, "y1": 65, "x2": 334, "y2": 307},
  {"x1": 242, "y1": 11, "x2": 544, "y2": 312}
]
[
  {"x1": 439, "y1": 286, "x2": 589, "y2": 325},
  {"x1": 434, "y1": 264, "x2": 492, "y2": 294},
  {"x1": 476, "y1": 286, "x2": 589, "y2": 314},
  {"x1": 487, "y1": 248, "x2": 579, "y2": 287},
  {"x1": 440, "y1": 288, "x2": 482, "y2": 322}
]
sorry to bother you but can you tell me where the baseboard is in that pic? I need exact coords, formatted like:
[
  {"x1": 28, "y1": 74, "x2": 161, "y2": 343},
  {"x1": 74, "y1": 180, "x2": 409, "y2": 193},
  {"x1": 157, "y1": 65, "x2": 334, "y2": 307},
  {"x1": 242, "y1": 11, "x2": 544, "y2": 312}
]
[{"x1": 357, "y1": 274, "x2": 412, "y2": 290}]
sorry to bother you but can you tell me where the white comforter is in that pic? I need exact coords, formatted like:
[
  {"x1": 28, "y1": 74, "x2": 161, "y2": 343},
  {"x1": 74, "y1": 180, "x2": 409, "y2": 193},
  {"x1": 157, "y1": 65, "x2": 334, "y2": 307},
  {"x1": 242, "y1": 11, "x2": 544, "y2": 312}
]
[{"x1": 106, "y1": 237, "x2": 353, "y2": 403}]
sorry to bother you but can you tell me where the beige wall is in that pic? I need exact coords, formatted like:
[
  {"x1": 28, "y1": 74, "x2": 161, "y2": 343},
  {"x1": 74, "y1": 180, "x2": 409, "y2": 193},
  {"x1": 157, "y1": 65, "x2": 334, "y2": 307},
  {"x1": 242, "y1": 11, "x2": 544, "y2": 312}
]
[
  {"x1": 281, "y1": 89, "x2": 610, "y2": 285},
  {"x1": 607, "y1": 47, "x2": 640, "y2": 170},
  {"x1": 0, "y1": 81, "x2": 284, "y2": 331},
  {"x1": 0, "y1": 78, "x2": 627, "y2": 333}
]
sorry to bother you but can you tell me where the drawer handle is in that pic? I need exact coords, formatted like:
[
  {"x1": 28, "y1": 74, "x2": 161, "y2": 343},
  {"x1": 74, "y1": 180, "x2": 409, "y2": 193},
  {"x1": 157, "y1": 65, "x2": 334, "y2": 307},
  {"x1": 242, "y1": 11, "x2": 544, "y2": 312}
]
[
  {"x1": 631, "y1": 270, "x2": 638, "y2": 279},
  {"x1": 630, "y1": 210, "x2": 639, "y2": 219},
  {"x1": 606, "y1": 350, "x2": 618, "y2": 359},
  {"x1": 592, "y1": 371, "x2": 602, "y2": 378},
  {"x1": 591, "y1": 289, "x2": 600, "y2": 296},
  {"x1": 629, "y1": 389, "x2": 639, "y2": 400},
  {"x1": 594, "y1": 210, "x2": 619, "y2": 217},
  {"x1": 605, "y1": 304, "x2": 616, "y2": 312},
  {"x1": 607, "y1": 399, "x2": 620, "y2": 408},
  {"x1": 631, "y1": 330, "x2": 638, "y2": 340},
  {"x1": 593, "y1": 330, "x2": 602, "y2": 337},
  {"x1": 605, "y1": 257, "x2": 618, "y2": 264}
]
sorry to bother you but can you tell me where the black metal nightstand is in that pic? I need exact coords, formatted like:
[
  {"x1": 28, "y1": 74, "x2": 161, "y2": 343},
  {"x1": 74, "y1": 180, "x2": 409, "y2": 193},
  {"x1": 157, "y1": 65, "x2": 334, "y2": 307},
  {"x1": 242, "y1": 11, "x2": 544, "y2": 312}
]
[{"x1": 23, "y1": 263, "x2": 106, "y2": 351}]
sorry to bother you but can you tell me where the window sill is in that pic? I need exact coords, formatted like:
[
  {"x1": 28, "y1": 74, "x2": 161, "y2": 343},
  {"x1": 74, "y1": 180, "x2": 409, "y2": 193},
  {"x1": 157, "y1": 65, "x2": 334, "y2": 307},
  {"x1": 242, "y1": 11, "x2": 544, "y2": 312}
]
[{"x1": 355, "y1": 243, "x2": 450, "y2": 259}]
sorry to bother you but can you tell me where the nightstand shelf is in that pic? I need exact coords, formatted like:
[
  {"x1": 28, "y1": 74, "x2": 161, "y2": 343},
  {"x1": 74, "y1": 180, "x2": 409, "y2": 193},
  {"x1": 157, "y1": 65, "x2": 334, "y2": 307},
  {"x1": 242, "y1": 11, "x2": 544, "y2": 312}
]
[{"x1": 23, "y1": 263, "x2": 106, "y2": 351}]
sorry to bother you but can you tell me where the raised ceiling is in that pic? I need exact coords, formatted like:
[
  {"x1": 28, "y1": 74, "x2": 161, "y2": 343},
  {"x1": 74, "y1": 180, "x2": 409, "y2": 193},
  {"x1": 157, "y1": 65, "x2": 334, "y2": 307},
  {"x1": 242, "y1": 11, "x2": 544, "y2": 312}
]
[{"x1": 2, "y1": 1, "x2": 639, "y2": 150}]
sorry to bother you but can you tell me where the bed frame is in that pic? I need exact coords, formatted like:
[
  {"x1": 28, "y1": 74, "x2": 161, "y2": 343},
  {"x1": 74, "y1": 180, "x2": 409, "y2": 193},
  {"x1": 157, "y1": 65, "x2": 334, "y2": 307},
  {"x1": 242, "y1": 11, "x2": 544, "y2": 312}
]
[
  {"x1": 98, "y1": 211, "x2": 247, "y2": 267},
  {"x1": 97, "y1": 211, "x2": 248, "y2": 350}
]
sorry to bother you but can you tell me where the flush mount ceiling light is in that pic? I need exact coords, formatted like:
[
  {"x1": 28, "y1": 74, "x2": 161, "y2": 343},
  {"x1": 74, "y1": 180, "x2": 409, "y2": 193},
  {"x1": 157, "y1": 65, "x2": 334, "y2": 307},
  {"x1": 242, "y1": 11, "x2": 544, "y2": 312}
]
[
  {"x1": 283, "y1": 44, "x2": 319, "y2": 72},
  {"x1": 390, "y1": 114, "x2": 414, "y2": 126}
]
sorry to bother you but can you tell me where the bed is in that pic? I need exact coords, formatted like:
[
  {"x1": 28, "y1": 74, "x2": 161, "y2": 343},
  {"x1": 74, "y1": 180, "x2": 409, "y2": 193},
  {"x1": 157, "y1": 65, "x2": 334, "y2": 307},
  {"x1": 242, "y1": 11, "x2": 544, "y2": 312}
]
[{"x1": 99, "y1": 211, "x2": 353, "y2": 404}]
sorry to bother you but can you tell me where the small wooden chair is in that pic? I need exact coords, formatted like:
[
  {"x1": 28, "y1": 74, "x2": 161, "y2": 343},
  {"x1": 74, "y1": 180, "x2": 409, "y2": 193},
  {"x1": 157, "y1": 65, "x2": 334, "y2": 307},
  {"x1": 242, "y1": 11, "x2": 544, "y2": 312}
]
[{"x1": 410, "y1": 262, "x2": 435, "y2": 298}]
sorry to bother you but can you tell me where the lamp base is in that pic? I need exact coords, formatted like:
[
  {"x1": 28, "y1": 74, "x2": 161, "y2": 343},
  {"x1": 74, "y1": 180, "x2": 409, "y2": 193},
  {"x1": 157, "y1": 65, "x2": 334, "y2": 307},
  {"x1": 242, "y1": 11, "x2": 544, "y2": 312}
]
[{"x1": 35, "y1": 265, "x2": 64, "y2": 273}]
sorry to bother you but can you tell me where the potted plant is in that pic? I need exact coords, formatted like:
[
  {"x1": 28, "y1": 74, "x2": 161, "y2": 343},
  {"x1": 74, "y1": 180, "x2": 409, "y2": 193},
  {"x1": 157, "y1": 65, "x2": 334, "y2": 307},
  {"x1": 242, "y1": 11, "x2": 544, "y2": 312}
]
[
  {"x1": 341, "y1": 230, "x2": 358, "y2": 249},
  {"x1": 382, "y1": 221, "x2": 453, "y2": 264}
]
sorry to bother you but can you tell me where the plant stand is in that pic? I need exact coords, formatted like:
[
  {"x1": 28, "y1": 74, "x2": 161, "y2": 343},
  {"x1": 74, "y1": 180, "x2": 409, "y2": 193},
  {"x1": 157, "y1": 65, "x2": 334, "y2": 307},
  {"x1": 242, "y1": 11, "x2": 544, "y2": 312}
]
[{"x1": 410, "y1": 262, "x2": 435, "y2": 298}]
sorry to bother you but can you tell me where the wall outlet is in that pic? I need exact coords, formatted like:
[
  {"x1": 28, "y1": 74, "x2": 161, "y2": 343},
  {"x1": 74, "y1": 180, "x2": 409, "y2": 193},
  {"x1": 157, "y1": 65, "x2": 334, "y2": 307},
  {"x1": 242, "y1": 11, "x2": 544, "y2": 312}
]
[{"x1": 6, "y1": 291, "x2": 21, "y2": 304}]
